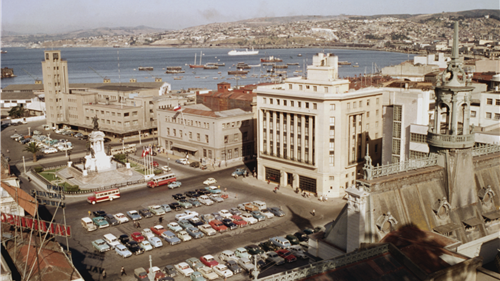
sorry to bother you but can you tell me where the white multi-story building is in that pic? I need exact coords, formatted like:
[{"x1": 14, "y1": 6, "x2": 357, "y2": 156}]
[{"x1": 256, "y1": 53, "x2": 383, "y2": 198}]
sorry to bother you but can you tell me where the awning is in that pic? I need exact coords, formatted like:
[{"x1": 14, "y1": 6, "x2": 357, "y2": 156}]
[
  {"x1": 433, "y1": 223, "x2": 460, "y2": 234},
  {"x1": 462, "y1": 217, "x2": 483, "y2": 227},
  {"x1": 172, "y1": 144, "x2": 198, "y2": 152},
  {"x1": 482, "y1": 211, "x2": 500, "y2": 221}
]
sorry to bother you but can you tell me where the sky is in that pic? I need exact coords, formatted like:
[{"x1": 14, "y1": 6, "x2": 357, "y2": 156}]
[{"x1": 2, "y1": 0, "x2": 499, "y2": 34}]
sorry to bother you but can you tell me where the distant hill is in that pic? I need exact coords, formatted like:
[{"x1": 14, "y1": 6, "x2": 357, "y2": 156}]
[{"x1": 348, "y1": 9, "x2": 499, "y2": 22}]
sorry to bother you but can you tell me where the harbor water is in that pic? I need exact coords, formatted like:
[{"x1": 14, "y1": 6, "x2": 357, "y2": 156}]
[{"x1": 1, "y1": 47, "x2": 414, "y2": 90}]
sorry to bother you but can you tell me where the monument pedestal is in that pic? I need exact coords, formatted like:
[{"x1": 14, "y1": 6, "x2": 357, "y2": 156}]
[{"x1": 84, "y1": 130, "x2": 113, "y2": 172}]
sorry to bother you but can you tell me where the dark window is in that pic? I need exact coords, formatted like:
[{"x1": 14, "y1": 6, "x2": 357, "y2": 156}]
[{"x1": 299, "y1": 176, "x2": 316, "y2": 193}]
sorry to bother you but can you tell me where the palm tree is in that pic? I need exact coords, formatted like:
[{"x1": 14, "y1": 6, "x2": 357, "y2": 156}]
[{"x1": 24, "y1": 142, "x2": 42, "y2": 162}]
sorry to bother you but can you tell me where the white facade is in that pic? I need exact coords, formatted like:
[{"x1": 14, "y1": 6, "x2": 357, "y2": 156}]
[
  {"x1": 413, "y1": 53, "x2": 449, "y2": 69},
  {"x1": 256, "y1": 53, "x2": 384, "y2": 198}
]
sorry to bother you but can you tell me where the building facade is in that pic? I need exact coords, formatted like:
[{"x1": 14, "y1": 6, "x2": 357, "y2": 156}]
[
  {"x1": 256, "y1": 53, "x2": 383, "y2": 198},
  {"x1": 42, "y1": 50, "x2": 70, "y2": 128},
  {"x1": 157, "y1": 104, "x2": 254, "y2": 166}
]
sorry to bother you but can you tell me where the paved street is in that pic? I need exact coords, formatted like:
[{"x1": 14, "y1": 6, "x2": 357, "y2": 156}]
[{"x1": 3, "y1": 122, "x2": 346, "y2": 281}]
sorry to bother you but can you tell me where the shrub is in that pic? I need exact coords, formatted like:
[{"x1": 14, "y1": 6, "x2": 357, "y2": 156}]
[
  {"x1": 154, "y1": 169, "x2": 162, "y2": 175},
  {"x1": 34, "y1": 166, "x2": 44, "y2": 173},
  {"x1": 63, "y1": 183, "x2": 79, "y2": 192},
  {"x1": 113, "y1": 153, "x2": 127, "y2": 164}
]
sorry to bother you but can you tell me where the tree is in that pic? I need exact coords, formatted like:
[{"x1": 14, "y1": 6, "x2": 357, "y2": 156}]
[
  {"x1": 24, "y1": 142, "x2": 42, "y2": 162},
  {"x1": 8, "y1": 106, "x2": 25, "y2": 118}
]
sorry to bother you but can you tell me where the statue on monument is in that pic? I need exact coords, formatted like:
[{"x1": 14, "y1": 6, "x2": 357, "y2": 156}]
[{"x1": 92, "y1": 115, "x2": 99, "y2": 131}]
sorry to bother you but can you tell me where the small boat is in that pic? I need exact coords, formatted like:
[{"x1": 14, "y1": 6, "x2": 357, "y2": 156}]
[
  {"x1": 338, "y1": 61, "x2": 351, "y2": 65},
  {"x1": 297, "y1": 54, "x2": 302, "y2": 57},
  {"x1": 213, "y1": 77, "x2": 218, "y2": 80},
  {"x1": 203, "y1": 63, "x2": 218, "y2": 70},
  {"x1": 228, "y1": 47, "x2": 259, "y2": 56},
  {"x1": 166, "y1": 66, "x2": 185, "y2": 74},
  {"x1": 215, "y1": 62, "x2": 225, "y2": 66},
  {"x1": 228, "y1": 70, "x2": 249, "y2": 75},
  {"x1": 273, "y1": 64, "x2": 288, "y2": 69},
  {"x1": 262, "y1": 62, "x2": 275, "y2": 66},
  {"x1": 287, "y1": 62, "x2": 299, "y2": 65},
  {"x1": 173, "y1": 77, "x2": 182, "y2": 80},
  {"x1": 236, "y1": 62, "x2": 251, "y2": 69},
  {"x1": 352, "y1": 63, "x2": 359, "y2": 68},
  {"x1": 189, "y1": 51, "x2": 204, "y2": 68},
  {"x1": 260, "y1": 56, "x2": 282, "y2": 63},
  {"x1": 249, "y1": 64, "x2": 261, "y2": 68},
  {"x1": 138, "y1": 67, "x2": 153, "y2": 71}
]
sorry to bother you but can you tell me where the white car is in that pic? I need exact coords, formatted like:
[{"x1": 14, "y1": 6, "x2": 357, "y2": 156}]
[
  {"x1": 240, "y1": 213, "x2": 258, "y2": 225},
  {"x1": 148, "y1": 205, "x2": 166, "y2": 216},
  {"x1": 161, "y1": 166, "x2": 172, "y2": 172},
  {"x1": 176, "y1": 158, "x2": 189, "y2": 165},
  {"x1": 218, "y1": 210, "x2": 232, "y2": 219},
  {"x1": 198, "y1": 224, "x2": 217, "y2": 236},
  {"x1": 103, "y1": 233, "x2": 121, "y2": 249},
  {"x1": 260, "y1": 208, "x2": 275, "y2": 219},
  {"x1": 199, "y1": 266, "x2": 219, "y2": 280},
  {"x1": 43, "y1": 147, "x2": 58, "y2": 154},
  {"x1": 213, "y1": 264, "x2": 233, "y2": 278},
  {"x1": 175, "y1": 210, "x2": 199, "y2": 221},
  {"x1": 56, "y1": 145, "x2": 72, "y2": 152},
  {"x1": 149, "y1": 236, "x2": 163, "y2": 248},
  {"x1": 219, "y1": 250, "x2": 236, "y2": 262},
  {"x1": 142, "y1": 228, "x2": 155, "y2": 240},
  {"x1": 175, "y1": 262, "x2": 194, "y2": 277},
  {"x1": 113, "y1": 213, "x2": 129, "y2": 224},
  {"x1": 203, "y1": 178, "x2": 217, "y2": 185},
  {"x1": 115, "y1": 244, "x2": 132, "y2": 258},
  {"x1": 177, "y1": 230, "x2": 192, "y2": 242},
  {"x1": 198, "y1": 195, "x2": 215, "y2": 206}
]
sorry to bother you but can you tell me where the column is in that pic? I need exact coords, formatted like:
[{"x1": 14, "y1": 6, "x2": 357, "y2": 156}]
[
  {"x1": 259, "y1": 110, "x2": 264, "y2": 154},
  {"x1": 265, "y1": 111, "x2": 270, "y2": 154},
  {"x1": 349, "y1": 115, "x2": 354, "y2": 164},
  {"x1": 286, "y1": 113, "x2": 291, "y2": 160},
  {"x1": 279, "y1": 112, "x2": 284, "y2": 158},
  {"x1": 308, "y1": 116, "x2": 314, "y2": 165},
  {"x1": 435, "y1": 102, "x2": 441, "y2": 133},
  {"x1": 450, "y1": 96, "x2": 457, "y2": 135},
  {"x1": 272, "y1": 111, "x2": 277, "y2": 156},
  {"x1": 300, "y1": 115, "x2": 305, "y2": 162},
  {"x1": 293, "y1": 114, "x2": 298, "y2": 161},
  {"x1": 464, "y1": 101, "x2": 470, "y2": 135}
]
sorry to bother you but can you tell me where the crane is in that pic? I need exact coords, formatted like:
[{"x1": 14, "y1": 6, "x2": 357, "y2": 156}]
[
  {"x1": 88, "y1": 66, "x2": 110, "y2": 83},
  {"x1": 21, "y1": 68, "x2": 42, "y2": 84}
]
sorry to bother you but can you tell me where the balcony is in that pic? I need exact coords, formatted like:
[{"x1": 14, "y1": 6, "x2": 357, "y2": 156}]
[{"x1": 427, "y1": 132, "x2": 475, "y2": 149}]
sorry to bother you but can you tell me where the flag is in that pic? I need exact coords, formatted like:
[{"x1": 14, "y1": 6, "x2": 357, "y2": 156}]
[
  {"x1": 141, "y1": 149, "x2": 146, "y2": 157},
  {"x1": 173, "y1": 104, "x2": 181, "y2": 111}
]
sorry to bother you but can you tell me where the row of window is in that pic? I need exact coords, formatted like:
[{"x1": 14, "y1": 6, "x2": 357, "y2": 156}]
[
  {"x1": 85, "y1": 108, "x2": 135, "y2": 117},
  {"x1": 165, "y1": 116, "x2": 211, "y2": 129},
  {"x1": 167, "y1": 128, "x2": 210, "y2": 143},
  {"x1": 262, "y1": 144, "x2": 313, "y2": 164},
  {"x1": 85, "y1": 117, "x2": 139, "y2": 127},
  {"x1": 1, "y1": 100, "x2": 32, "y2": 104},
  {"x1": 289, "y1": 83, "x2": 340, "y2": 93},
  {"x1": 263, "y1": 98, "x2": 318, "y2": 110},
  {"x1": 224, "y1": 132, "x2": 249, "y2": 143},
  {"x1": 222, "y1": 120, "x2": 250, "y2": 129},
  {"x1": 486, "y1": 112, "x2": 500, "y2": 120},
  {"x1": 347, "y1": 98, "x2": 380, "y2": 110},
  {"x1": 410, "y1": 133, "x2": 427, "y2": 143},
  {"x1": 486, "y1": 98, "x2": 500, "y2": 106}
]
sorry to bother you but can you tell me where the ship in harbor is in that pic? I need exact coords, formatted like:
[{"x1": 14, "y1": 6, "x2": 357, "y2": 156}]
[
  {"x1": 260, "y1": 56, "x2": 282, "y2": 62},
  {"x1": 228, "y1": 70, "x2": 249, "y2": 75},
  {"x1": 228, "y1": 47, "x2": 258, "y2": 56},
  {"x1": 189, "y1": 51, "x2": 204, "y2": 68},
  {"x1": 166, "y1": 66, "x2": 185, "y2": 74},
  {"x1": 138, "y1": 66, "x2": 153, "y2": 71},
  {"x1": 235, "y1": 62, "x2": 251, "y2": 69},
  {"x1": 338, "y1": 61, "x2": 351, "y2": 65},
  {"x1": 203, "y1": 63, "x2": 218, "y2": 70}
]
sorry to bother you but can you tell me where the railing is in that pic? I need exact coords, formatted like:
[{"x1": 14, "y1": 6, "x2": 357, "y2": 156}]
[
  {"x1": 63, "y1": 179, "x2": 146, "y2": 195},
  {"x1": 258, "y1": 244, "x2": 390, "y2": 281},
  {"x1": 427, "y1": 132, "x2": 475, "y2": 149},
  {"x1": 363, "y1": 154, "x2": 438, "y2": 181},
  {"x1": 472, "y1": 143, "x2": 500, "y2": 157}
]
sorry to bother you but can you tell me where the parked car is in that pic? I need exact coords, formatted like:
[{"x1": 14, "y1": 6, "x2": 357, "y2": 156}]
[
  {"x1": 164, "y1": 265, "x2": 178, "y2": 277},
  {"x1": 175, "y1": 158, "x2": 189, "y2": 165},
  {"x1": 289, "y1": 245, "x2": 308, "y2": 259},
  {"x1": 285, "y1": 234, "x2": 300, "y2": 245},
  {"x1": 276, "y1": 249, "x2": 297, "y2": 263},
  {"x1": 93, "y1": 210, "x2": 106, "y2": 217},
  {"x1": 104, "y1": 214, "x2": 119, "y2": 226},
  {"x1": 161, "y1": 230, "x2": 181, "y2": 245},
  {"x1": 203, "y1": 178, "x2": 217, "y2": 185},
  {"x1": 185, "y1": 190, "x2": 199, "y2": 198},
  {"x1": 175, "y1": 262, "x2": 194, "y2": 277},
  {"x1": 209, "y1": 220, "x2": 228, "y2": 233},
  {"x1": 209, "y1": 194, "x2": 224, "y2": 203},
  {"x1": 188, "y1": 198, "x2": 202, "y2": 208},
  {"x1": 251, "y1": 211, "x2": 266, "y2": 222},
  {"x1": 43, "y1": 147, "x2": 58, "y2": 154},
  {"x1": 189, "y1": 217, "x2": 204, "y2": 226},
  {"x1": 261, "y1": 208, "x2": 275, "y2": 219},
  {"x1": 131, "y1": 232, "x2": 145, "y2": 242},
  {"x1": 151, "y1": 161, "x2": 160, "y2": 167},
  {"x1": 237, "y1": 257, "x2": 254, "y2": 272},
  {"x1": 186, "y1": 226, "x2": 204, "y2": 239},
  {"x1": 149, "y1": 236, "x2": 163, "y2": 248},
  {"x1": 269, "y1": 237, "x2": 291, "y2": 249},
  {"x1": 167, "y1": 222, "x2": 183, "y2": 233},
  {"x1": 139, "y1": 208, "x2": 153, "y2": 218},
  {"x1": 294, "y1": 231, "x2": 309, "y2": 242},
  {"x1": 231, "y1": 168, "x2": 248, "y2": 178},
  {"x1": 226, "y1": 260, "x2": 242, "y2": 274},
  {"x1": 179, "y1": 219, "x2": 194, "y2": 229},
  {"x1": 198, "y1": 195, "x2": 215, "y2": 206},
  {"x1": 195, "y1": 189, "x2": 211, "y2": 196},
  {"x1": 148, "y1": 266, "x2": 166, "y2": 280},
  {"x1": 259, "y1": 241, "x2": 279, "y2": 252},
  {"x1": 266, "y1": 251, "x2": 285, "y2": 265},
  {"x1": 149, "y1": 205, "x2": 166, "y2": 216},
  {"x1": 221, "y1": 219, "x2": 237, "y2": 230},
  {"x1": 229, "y1": 208, "x2": 241, "y2": 216},
  {"x1": 103, "y1": 233, "x2": 121, "y2": 249},
  {"x1": 173, "y1": 193, "x2": 186, "y2": 200},
  {"x1": 213, "y1": 264, "x2": 233, "y2": 278},
  {"x1": 169, "y1": 202, "x2": 182, "y2": 211},
  {"x1": 200, "y1": 255, "x2": 218, "y2": 267},
  {"x1": 240, "y1": 213, "x2": 258, "y2": 225},
  {"x1": 134, "y1": 267, "x2": 149, "y2": 280},
  {"x1": 92, "y1": 217, "x2": 110, "y2": 228},
  {"x1": 118, "y1": 234, "x2": 130, "y2": 244},
  {"x1": 151, "y1": 225, "x2": 167, "y2": 236},
  {"x1": 205, "y1": 185, "x2": 221, "y2": 194},
  {"x1": 126, "y1": 240, "x2": 144, "y2": 255},
  {"x1": 231, "y1": 215, "x2": 248, "y2": 228},
  {"x1": 175, "y1": 210, "x2": 199, "y2": 221},
  {"x1": 198, "y1": 224, "x2": 217, "y2": 236},
  {"x1": 190, "y1": 161, "x2": 200, "y2": 168},
  {"x1": 245, "y1": 244, "x2": 264, "y2": 256},
  {"x1": 114, "y1": 213, "x2": 130, "y2": 224},
  {"x1": 178, "y1": 199, "x2": 193, "y2": 209},
  {"x1": 140, "y1": 240, "x2": 154, "y2": 251},
  {"x1": 92, "y1": 239, "x2": 111, "y2": 252},
  {"x1": 190, "y1": 271, "x2": 206, "y2": 281},
  {"x1": 126, "y1": 210, "x2": 142, "y2": 221},
  {"x1": 303, "y1": 228, "x2": 314, "y2": 235},
  {"x1": 168, "y1": 181, "x2": 182, "y2": 189},
  {"x1": 235, "y1": 247, "x2": 250, "y2": 259},
  {"x1": 186, "y1": 257, "x2": 204, "y2": 271},
  {"x1": 162, "y1": 165, "x2": 172, "y2": 172},
  {"x1": 201, "y1": 214, "x2": 215, "y2": 224},
  {"x1": 115, "y1": 243, "x2": 132, "y2": 258},
  {"x1": 218, "y1": 210, "x2": 232, "y2": 219},
  {"x1": 161, "y1": 204, "x2": 172, "y2": 213},
  {"x1": 219, "y1": 250, "x2": 236, "y2": 262},
  {"x1": 199, "y1": 266, "x2": 218, "y2": 280},
  {"x1": 269, "y1": 207, "x2": 286, "y2": 217},
  {"x1": 177, "y1": 230, "x2": 192, "y2": 242}
]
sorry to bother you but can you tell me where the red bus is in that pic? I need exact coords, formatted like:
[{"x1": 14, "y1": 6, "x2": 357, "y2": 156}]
[
  {"x1": 147, "y1": 173, "x2": 176, "y2": 188},
  {"x1": 87, "y1": 188, "x2": 120, "y2": 204}
]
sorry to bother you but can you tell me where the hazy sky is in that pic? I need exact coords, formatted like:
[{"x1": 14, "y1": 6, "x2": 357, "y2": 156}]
[{"x1": 2, "y1": 0, "x2": 499, "y2": 34}]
